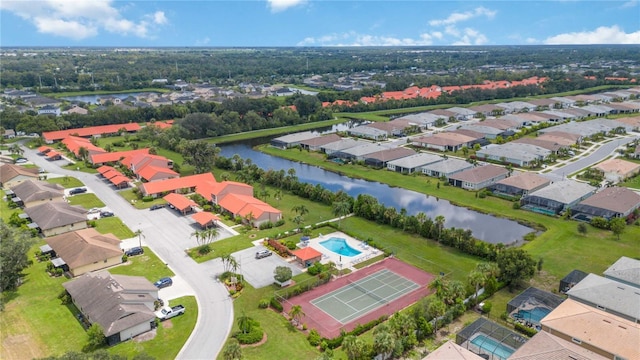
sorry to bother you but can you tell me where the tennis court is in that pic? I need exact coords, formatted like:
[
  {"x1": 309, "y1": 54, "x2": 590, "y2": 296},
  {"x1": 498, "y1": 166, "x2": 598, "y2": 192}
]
[
  {"x1": 280, "y1": 257, "x2": 435, "y2": 338},
  {"x1": 311, "y1": 269, "x2": 420, "y2": 324}
]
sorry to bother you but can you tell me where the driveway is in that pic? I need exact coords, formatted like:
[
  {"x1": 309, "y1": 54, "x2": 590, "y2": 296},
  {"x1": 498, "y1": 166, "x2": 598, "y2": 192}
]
[
  {"x1": 20, "y1": 143, "x2": 234, "y2": 359},
  {"x1": 158, "y1": 276, "x2": 196, "y2": 301},
  {"x1": 550, "y1": 136, "x2": 637, "y2": 177},
  {"x1": 232, "y1": 245, "x2": 303, "y2": 288}
]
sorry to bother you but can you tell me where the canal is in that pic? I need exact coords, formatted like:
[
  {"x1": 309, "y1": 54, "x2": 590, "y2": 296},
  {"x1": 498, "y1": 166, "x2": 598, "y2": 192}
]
[{"x1": 218, "y1": 136, "x2": 533, "y2": 245}]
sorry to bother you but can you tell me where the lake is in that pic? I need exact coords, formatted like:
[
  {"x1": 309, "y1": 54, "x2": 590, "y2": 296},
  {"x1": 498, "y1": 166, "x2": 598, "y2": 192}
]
[{"x1": 218, "y1": 139, "x2": 533, "y2": 244}]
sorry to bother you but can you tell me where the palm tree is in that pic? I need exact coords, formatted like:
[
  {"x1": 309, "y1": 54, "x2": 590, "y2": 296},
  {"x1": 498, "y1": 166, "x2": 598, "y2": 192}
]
[
  {"x1": 292, "y1": 215, "x2": 304, "y2": 231},
  {"x1": 203, "y1": 227, "x2": 219, "y2": 244},
  {"x1": 237, "y1": 312, "x2": 253, "y2": 334},
  {"x1": 288, "y1": 305, "x2": 305, "y2": 326},
  {"x1": 292, "y1": 204, "x2": 309, "y2": 217},
  {"x1": 332, "y1": 200, "x2": 351, "y2": 227},
  {"x1": 134, "y1": 229, "x2": 145, "y2": 249},
  {"x1": 222, "y1": 339, "x2": 242, "y2": 360},
  {"x1": 428, "y1": 275, "x2": 448, "y2": 300},
  {"x1": 468, "y1": 270, "x2": 487, "y2": 305},
  {"x1": 434, "y1": 215, "x2": 446, "y2": 241},
  {"x1": 78, "y1": 146, "x2": 89, "y2": 161},
  {"x1": 427, "y1": 299, "x2": 446, "y2": 338},
  {"x1": 373, "y1": 325, "x2": 395, "y2": 360},
  {"x1": 273, "y1": 189, "x2": 282, "y2": 206},
  {"x1": 190, "y1": 230, "x2": 203, "y2": 246},
  {"x1": 8, "y1": 144, "x2": 23, "y2": 156},
  {"x1": 341, "y1": 335, "x2": 364, "y2": 360}
]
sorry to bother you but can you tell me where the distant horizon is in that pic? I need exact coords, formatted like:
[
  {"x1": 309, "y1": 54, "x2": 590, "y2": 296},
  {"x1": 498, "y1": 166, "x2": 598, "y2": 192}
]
[{"x1": 1, "y1": 1, "x2": 638, "y2": 47}]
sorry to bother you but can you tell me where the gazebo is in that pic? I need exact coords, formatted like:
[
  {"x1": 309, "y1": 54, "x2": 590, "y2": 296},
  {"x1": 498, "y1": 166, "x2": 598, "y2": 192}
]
[
  {"x1": 292, "y1": 247, "x2": 322, "y2": 268},
  {"x1": 192, "y1": 212, "x2": 220, "y2": 229}
]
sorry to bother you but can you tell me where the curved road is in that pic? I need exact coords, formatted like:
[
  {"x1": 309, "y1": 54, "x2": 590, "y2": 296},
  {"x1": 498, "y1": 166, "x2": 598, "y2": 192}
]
[
  {"x1": 550, "y1": 136, "x2": 637, "y2": 177},
  {"x1": 22, "y1": 145, "x2": 233, "y2": 360}
]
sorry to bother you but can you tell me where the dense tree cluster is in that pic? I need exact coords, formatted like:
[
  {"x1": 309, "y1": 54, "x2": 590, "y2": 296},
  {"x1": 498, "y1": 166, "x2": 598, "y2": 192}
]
[{"x1": 0, "y1": 221, "x2": 35, "y2": 293}]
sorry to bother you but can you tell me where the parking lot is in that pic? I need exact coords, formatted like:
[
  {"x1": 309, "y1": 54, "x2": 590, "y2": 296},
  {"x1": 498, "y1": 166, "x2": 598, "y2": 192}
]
[{"x1": 232, "y1": 245, "x2": 303, "y2": 288}]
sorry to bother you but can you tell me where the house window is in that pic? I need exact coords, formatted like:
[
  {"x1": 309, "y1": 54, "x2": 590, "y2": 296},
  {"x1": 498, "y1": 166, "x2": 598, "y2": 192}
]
[
  {"x1": 571, "y1": 338, "x2": 582, "y2": 344},
  {"x1": 614, "y1": 356, "x2": 627, "y2": 360}
]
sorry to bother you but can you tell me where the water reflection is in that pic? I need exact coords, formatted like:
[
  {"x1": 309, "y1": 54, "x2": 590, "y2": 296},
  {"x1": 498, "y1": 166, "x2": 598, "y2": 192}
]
[{"x1": 219, "y1": 142, "x2": 532, "y2": 244}]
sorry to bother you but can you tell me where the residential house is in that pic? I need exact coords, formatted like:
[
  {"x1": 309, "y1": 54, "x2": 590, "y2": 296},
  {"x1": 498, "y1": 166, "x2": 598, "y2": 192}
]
[
  {"x1": 490, "y1": 172, "x2": 551, "y2": 197},
  {"x1": 592, "y1": 158, "x2": 640, "y2": 183},
  {"x1": 395, "y1": 112, "x2": 443, "y2": 129},
  {"x1": 603, "y1": 256, "x2": 640, "y2": 288},
  {"x1": 540, "y1": 299, "x2": 640, "y2": 360},
  {"x1": 615, "y1": 116, "x2": 640, "y2": 132},
  {"x1": 366, "y1": 119, "x2": 418, "y2": 137},
  {"x1": 24, "y1": 201, "x2": 88, "y2": 237},
  {"x1": 62, "y1": 105, "x2": 89, "y2": 115},
  {"x1": 347, "y1": 126, "x2": 388, "y2": 141},
  {"x1": 571, "y1": 187, "x2": 640, "y2": 221},
  {"x1": 428, "y1": 109, "x2": 458, "y2": 121},
  {"x1": 0, "y1": 163, "x2": 39, "y2": 188},
  {"x1": 496, "y1": 101, "x2": 537, "y2": 113},
  {"x1": 458, "y1": 124, "x2": 505, "y2": 139},
  {"x1": 520, "y1": 180, "x2": 597, "y2": 215},
  {"x1": 447, "y1": 107, "x2": 477, "y2": 120},
  {"x1": 527, "y1": 98, "x2": 561, "y2": 111},
  {"x1": 139, "y1": 173, "x2": 216, "y2": 197},
  {"x1": 513, "y1": 137, "x2": 570, "y2": 153},
  {"x1": 45, "y1": 228, "x2": 123, "y2": 277},
  {"x1": 421, "y1": 158, "x2": 474, "y2": 179},
  {"x1": 62, "y1": 271, "x2": 158, "y2": 345},
  {"x1": 475, "y1": 118, "x2": 521, "y2": 131},
  {"x1": 422, "y1": 340, "x2": 485, "y2": 360},
  {"x1": 10, "y1": 180, "x2": 64, "y2": 208},
  {"x1": 89, "y1": 148, "x2": 150, "y2": 166},
  {"x1": 476, "y1": 143, "x2": 551, "y2": 167},
  {"x1": 61, "y1": 136, "x2": 106, "y2": 158},
  {"x1": 363, "y1": 147, "x2": 416, "y2": 168},
  {"x1": 331, "y1": 142, "x2": 390, "y2": 161},
  {"x1": 321, "y1": 139, "x2": 360, "y2": 155},
  {"x1": 566, "y1": 273, "x2": 640, "y2": 323},
  {"x1": 509, "y1": 331, "x2": 608, "y2": 360},
  {"x1": 448, "y1": 164, "x2": 509, "y2": 190},
  {"x1": 218, "y1": 193, "x2": 281, "y2": 228},
  {"x1": 270, "y1": 131, "x2": 318, "y2": 149},
  {"x1": 299, "y1": 134, "x2": 342, "y2": 151},
  {"x1": 411, "y1": 133, "x2": 476, "y2": 152},
  {"x1": 38, "y1": 104, "x2": 61, "y2": 116},
  {"x1": 42, "y1": 123, "x2": 141, "y2": 143},
  {"x1": 468, "y1": 104, "x2": 504, "y2": 117},
  {"x1": 129, "y1": 153, "x2": 177, "y2": 182},
  {"x1": 386, "y1": 153, "x2": 444, "y2": 173},
  {"x1": 3, "y1": 129, "x2": 16, "y2": 139}
]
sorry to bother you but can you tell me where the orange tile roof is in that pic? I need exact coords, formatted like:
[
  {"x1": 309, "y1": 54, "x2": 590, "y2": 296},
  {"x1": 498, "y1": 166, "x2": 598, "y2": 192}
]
[
  {"x1": 146, "y1": 121, "x2": 172, "y2": 129},
  {"x1": 38, "y1": 146, "x2": 53, "y2": 153},
  {"x1": 218, "y1": 193, "x2": 280, "y2": 219},
  {"x1": 61, "y1": 136, "x2": 105, "y2": 156},
  {"x1": 137, "y1": 165, "x2": 178, "y2": 182},
  {"x1": 43, "y1": 123, "x2": 141, "y2": 142},
  {"x1": 140, "y1": 173, "x2": 216, "y2": 196},
  {"x1": 90, "y1": 148, "x2": 149, "y2": 165},
  {"x1": 102, "y1": 169, "x2": 122, "y2": 179},
  {"x1": 192, "y1": 212, "x2": 220, "y2": 226},
  {"x1": 46, "y1": 150, "x2": 61, "y2": 158},
  {"x1": 292, "y1": 247, "x2": 322, "y2": 261},
  {"x1": 163, "y1": 193, "x2": 197, "y2": 211},
  {"x1": 97, "y1": 165, "x2": 115, "y2": 174},
  {"x1": 109, "y1": 175, "x2": 130, "y2": 186}
]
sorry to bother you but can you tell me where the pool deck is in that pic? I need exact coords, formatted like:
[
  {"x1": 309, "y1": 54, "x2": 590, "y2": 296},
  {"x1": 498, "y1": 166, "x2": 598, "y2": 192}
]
[{"x1": 304, "y1": 231, "x2": 383, "y2": 271}]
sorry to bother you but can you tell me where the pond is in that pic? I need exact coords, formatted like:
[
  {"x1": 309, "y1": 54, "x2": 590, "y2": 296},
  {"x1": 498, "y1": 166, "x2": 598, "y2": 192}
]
[{"x1": 218, "y1": 139, "x2": 533, "y2": 245}]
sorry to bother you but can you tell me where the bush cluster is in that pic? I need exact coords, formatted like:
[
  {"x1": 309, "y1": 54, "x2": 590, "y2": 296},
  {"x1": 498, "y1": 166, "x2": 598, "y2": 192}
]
[
  {"x1": 269, "y1": 297, "x2": 283, "y2": 312},
  {"x1": 514, "y1": 322, "x2": 538, "y2": 337},
  {"x1": 320, "y1": 315, "x2": 389, "y2": 349}
]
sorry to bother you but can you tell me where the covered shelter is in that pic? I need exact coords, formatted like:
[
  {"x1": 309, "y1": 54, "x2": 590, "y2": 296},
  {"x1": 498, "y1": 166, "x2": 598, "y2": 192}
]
[
  {"x1": 163, "y1": 193, "x2": 198, "y2": 214},
  {"x1": 192, "y1": 211, "x2": 219, "y2": 229},
  {"x1": 507, "y1": 287, "x2": 564, "y2": 324},
  {"x1": 292, "y1": 247, "x2": 322, "y2": 267},
  {"x1": 456, "y1": 318, "x2": 525, "y2": 359}
]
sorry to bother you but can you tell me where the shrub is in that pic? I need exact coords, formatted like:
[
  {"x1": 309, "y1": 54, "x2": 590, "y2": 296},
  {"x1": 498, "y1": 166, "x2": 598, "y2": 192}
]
[
  {"x1": 58, "y1": 290, "x2": 71, "y2": 305},
  {"x1": 259, "y1": 221, "x2": 274, "y2": 230},
  {"x1": 514, "y1": 322, "x2": 538, "y2": 337},
  {"x1": 258, "y1": 298, "x2": 270, "y2": 309},
  {"x1": 121, "y1": 254, "x2": 128, "y2": 263},
  {"x1": 55, "y1": 268, "x2": 64, "y2": 276},
  {"x1": 307, "y1": 329, "x2": 321, "y2": 346},
  {"x1": 275, "y1": 219, "x2": 285, "y2": 227},
  {"x1": 512, "y1": 202, "x2": 521, "y2": 209},
  {"x1": 142, "y1": 196, "x2": 154, "y2": 202},
  {"x1": 270, "y1": 297, "x2": 283, "y2": 312},
  {"x1": 307, "y1": 262, "x2": 325, "y2": 276},
  {"x1": 87, "y1": 220, "x2": 97, "y2": 228},
  {"x1": 198, "y1": 244, "x2": 212, "y2": 255},
  {"x1": 203, "y1": 205, "x2": 212, "y2": 212},
  {"x1": 235, "y1": 326, "x2": 263, "y2": 344},
  {"x1": 284, "y1": 239, "x2": 297, "y2": 250}
]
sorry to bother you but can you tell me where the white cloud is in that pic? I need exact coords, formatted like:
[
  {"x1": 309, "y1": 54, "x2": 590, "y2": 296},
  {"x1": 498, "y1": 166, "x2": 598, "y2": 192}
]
[
  {"x1": 195, "y1": 37, "x2": 210, "y2": 46},
  {"x1": 620, "y1": 0, "x2": 638, "y2": 8},
  {"x1": 428, "y1": 7, "x2": 496, "y2": 26},
  {"x1": 296, "y1": 31, "x2": 437, "y2": 46},
  {"x1": 451, "y1": 28, "x2": 488, "y2": 46},
  {"x1": 544, "y1": 25, "x2": 640, "y2": 44},
  {"x1": 0, "y1": 0, "x2": 168, "y2": 40},
  {"x1": 267, "y1": 0, "x2": 306, "y2": 13}
]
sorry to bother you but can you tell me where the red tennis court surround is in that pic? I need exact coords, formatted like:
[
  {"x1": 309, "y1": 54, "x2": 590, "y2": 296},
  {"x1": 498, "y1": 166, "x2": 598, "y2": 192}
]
[{"x1": 281, "y1": 257, "x2": 435, "y2": 339}]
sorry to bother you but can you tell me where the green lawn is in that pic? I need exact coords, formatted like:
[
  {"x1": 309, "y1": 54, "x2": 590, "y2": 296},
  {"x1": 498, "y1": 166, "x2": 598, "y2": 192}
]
[
  {"x1": 119, "y1": 188, "x2": 167, "y2": 209},
  {"x1": 209, "y1": 118, "x2": 346, "y2": 145},
  {"x1": 109, "y1": 246, "x2": 174, "y2": 283},
  {"x1": 93, "y1": 217, "x2": 135, "y2": 239},
  {"x1": 217, "y1": 283, "x2": 321, "y2": 360},
  {"x1": 67, "y1": 193, "x2": 106, "y2": 209},
  {"x1": 47, "y1": 176, "x2": 84, "y2": 188},
  {"x1": 0, "y1": 242, "x2": 192, "y2": 360}
]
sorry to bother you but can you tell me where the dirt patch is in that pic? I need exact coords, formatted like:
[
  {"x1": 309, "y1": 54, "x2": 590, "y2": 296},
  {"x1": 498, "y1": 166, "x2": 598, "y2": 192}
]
[
  {"x1": 134, "y1": 328, "x2": 157, "y2": 343},
  {"x1": 240, "y1": 332, "x2": 267, "y2": 348},
  {"x1": 162, "y1": 320, "x2": 174, "y2": 329},
  {"x1": 2, "y1": 334, "x2": 45, "y2": 360}
]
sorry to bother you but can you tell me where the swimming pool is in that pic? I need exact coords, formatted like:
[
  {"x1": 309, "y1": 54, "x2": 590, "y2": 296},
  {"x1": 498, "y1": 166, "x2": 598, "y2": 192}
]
[
  {"x1": 320, "y1": 237, "x2": 362, "y2": 257},
  {"x1": 470, "y1": 334, "x2": 515, "y2": 360},
  {"x1": 516, "y1": 307, "x2": 551, "y2": 324}
]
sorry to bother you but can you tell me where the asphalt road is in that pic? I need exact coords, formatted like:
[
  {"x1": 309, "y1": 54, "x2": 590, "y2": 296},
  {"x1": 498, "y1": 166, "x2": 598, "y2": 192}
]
[
  {"x1": 550, "y1": 135, "x2": 638, "y2": 177},
  {"x1": 22, "y1": 145, "x2": 233, "y2": 360}
]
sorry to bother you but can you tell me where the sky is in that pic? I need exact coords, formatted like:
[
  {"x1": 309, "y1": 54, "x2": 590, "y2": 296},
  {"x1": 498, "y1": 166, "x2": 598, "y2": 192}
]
[{"x1": 1, "y1": 0, "x2": 639, "y2": 47}]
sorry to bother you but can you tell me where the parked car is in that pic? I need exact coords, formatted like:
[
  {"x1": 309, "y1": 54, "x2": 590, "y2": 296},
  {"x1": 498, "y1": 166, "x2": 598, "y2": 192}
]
[
  {"x1": 69, "y1": 187, "x2": 87, "y2": 195},
  {"x1": 150, "y1": 204, "x2": 166, "y2": 211},
  {"x1": 88, "y1": 208, "x2": 101, "y2": 214},
  {"x1": 125, "y1": 247, "x2": 144, "y2": 256},
  {"x1": 38, "y1": 168, "x2": 46, "y2": 173},
  {"x1": 100, "y1": 211, "x2": 114, "y2": 218},
  {"x1": 14, "y1": 158, "x2": 28, "y2": 164},
  {"x1": 255, "y1": 249, "x2": 272, "y2": 259},
  {"x1": 154, "y1": 277, "x2": 173, "y2": 289}
]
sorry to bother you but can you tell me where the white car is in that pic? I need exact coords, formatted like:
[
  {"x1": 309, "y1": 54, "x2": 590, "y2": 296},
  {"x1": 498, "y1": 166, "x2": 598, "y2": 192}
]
[{"x1": 88, "y1": 208, "x2": 101, "y2": 214}]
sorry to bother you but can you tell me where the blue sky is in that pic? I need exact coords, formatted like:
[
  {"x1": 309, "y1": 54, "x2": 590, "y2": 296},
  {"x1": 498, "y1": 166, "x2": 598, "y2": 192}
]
[{"x1": 1, "y1": 0, "x2": 639, "y2": 47}]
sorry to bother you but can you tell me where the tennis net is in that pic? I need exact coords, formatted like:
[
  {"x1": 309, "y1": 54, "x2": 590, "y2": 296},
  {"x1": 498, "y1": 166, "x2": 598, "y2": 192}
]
[{"x1": 347, "y1": 279, "x2": 387, "y2": 304}]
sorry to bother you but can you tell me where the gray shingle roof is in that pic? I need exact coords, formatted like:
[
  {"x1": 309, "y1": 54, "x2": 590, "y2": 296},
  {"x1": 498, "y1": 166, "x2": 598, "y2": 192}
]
[
  {"x1": 0, "y1": 164, "x2": 39, "y2": 184},
  {"x1": 573, "y1": 187, "x2": 640, "y2": 216},
  {"x1": 24, "y1": 202, "x2": 87, "y2": 230},
  {"x1": 604, "y1": 256, "x2": 640, "y2": 288},
  {"x1": 63, "y1": 271, "x2": 157, "y2": 337},
  {"x1": 524, "y1": 180, "x2": 596, "y2": 205},
  {"x1": 10, "y1": 180, "x2": 64, "y2": 204},
  {"x1": 45, "y1": 228, "x2": 122, "y2": 270},
  {"x1": 566, "y1": 273, "x2": 640, "y2": 322},
  {"x1": 422, "y1": 158, "x2": 473, "y2": 174},
  {"x1": 387, "y1": 152, "x2": 443, "y2": 169},
  {"x1": 449, "y1": 164, "x2": 509, "y2": 184}
]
